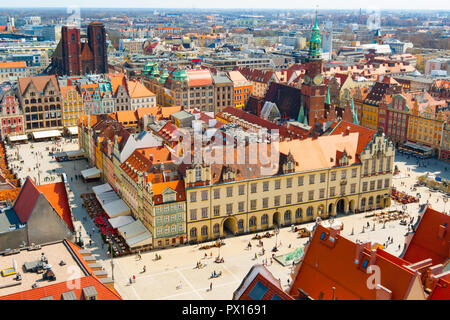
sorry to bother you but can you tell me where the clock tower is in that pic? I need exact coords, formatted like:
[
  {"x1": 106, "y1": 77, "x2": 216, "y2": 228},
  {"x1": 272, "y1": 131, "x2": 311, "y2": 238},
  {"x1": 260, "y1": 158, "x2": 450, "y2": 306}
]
[{"x1": 301, "y1": 12, "x2": 327, "y2": 125}]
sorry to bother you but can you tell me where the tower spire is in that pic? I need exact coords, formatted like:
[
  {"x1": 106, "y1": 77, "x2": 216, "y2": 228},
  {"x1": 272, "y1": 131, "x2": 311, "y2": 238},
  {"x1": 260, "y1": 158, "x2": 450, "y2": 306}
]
[{"x1": 308, "y1": 7, "x2": 322, "y2": 60}]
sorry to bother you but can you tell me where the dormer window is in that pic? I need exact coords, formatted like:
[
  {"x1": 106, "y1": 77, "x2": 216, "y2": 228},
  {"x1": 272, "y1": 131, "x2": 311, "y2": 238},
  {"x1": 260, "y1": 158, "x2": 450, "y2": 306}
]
[
  {"x1": 320, "y1": 232, "x2": 326, "y2": 240},
  {"x1": 362, "y1": 259, "x2": 369, "y2": 269},
  {"x1": 195, "y1": 166, "x2": 201, "y2": 182}
]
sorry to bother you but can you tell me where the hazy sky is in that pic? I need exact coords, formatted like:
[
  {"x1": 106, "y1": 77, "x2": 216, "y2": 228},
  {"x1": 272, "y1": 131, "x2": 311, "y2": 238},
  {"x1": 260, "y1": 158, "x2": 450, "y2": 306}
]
[{"x1": 1, "y1": 0, "x2": 448, "y2": 10}]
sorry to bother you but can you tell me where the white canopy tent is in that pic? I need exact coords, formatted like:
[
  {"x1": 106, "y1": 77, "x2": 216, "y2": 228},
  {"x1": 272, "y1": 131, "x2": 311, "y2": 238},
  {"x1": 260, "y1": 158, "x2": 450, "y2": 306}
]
[
  {"x1": 67, "y1": 126, "x2": 78, "y2": 135},
  {"x1": 108, "y1": 215, "x2": 135, "y2": 229},
  {"x1": 92, "y1": 183, "x2": 113, "y2": 195},
  {"x1": 118, "y1": 220, "x2": 152, "y2": 249},
  {"x1": 32, "y1": 130, "x2": 61, "y2": 140},
  {"x1": 8, "y1": 135, "x2": 28, "y2": 142},
  {"x1": 96, "y1": 190, "x2": 119, "y2": 205},
  {"x1": 103, "y1": 199, "x2": 131, "y2": 218},
  {"x1": 81, "y1": 167, "x2": 101, "y2": 180},
  {"x1": 66, "y1": 149, "x2": 85, "y2": 159}
]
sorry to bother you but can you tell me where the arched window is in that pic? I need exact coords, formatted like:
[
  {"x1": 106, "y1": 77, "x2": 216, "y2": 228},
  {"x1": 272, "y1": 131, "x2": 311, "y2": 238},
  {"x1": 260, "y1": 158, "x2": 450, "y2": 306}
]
[
  {"x1": 261, "y1": 214, "x2": 268, "y2": 225},
  {"x1": 249, "y1": 216, "x2": 256, "y2": 227},
  {"x1": 284, "y1": 210, "x2": 291, "y2": 222},
  {"x1": 25, "y1": 107, "x2": 30, "y2": 113},
  {"x1": 201, "y1": 226, "x2": 208, "y2": 236},
  {"x1": 213, "y1": 224, "x2": 219, "y2": 234},
  {"x1": 317, "y1": 205, "x2": 324, "y2": 215},
  {"x1": 295, "y1": 208, "x2": 302, "y2": 219},
  {"x1": 238, "y1": 219, "x2": 244, "y2": 229},
  {"x1": 190, "y1": 227, "x2": 197, "y2": 237},
  {"x1": 30, "y1": 98, "x2": 36, "y2": 104},
  {"x1": 25, "y1": 99, "x2": 29, "y2": 104},
  {"x1": 31, "y1": 106, "x2": 37, "y2": 113},
  {"x1": 306, "y1": 206, "x2": 313, "y2": 216}
]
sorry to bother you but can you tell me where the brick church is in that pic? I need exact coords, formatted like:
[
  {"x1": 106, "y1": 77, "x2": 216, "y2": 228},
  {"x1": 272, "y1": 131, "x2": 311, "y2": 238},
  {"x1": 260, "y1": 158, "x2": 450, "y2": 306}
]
[{"x1": 50, "y1": 21, "x2": 107, "y2": 76}]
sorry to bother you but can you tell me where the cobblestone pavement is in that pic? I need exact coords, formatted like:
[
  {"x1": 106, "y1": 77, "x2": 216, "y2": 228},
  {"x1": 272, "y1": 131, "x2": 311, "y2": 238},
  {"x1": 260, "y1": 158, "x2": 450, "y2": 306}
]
[{"x1": 5, "y1": 142, "x2": 448, "y2": 299}]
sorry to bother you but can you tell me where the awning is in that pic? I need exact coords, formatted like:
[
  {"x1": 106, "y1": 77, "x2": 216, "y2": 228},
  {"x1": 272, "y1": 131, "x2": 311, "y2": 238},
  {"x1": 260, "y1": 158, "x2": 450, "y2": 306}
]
[
  {"x1": 118, "y1": 220, "x2": 152, "y2": 248},
  {"x1": 81, "y1": 167, "x2": 101, "y2": 179},
  {"x1": 103, "y1": 199, "x2": 131, "y2": 218},
  {"x1": 8, "y1": 135, "x2": 28, "y2": 142},
  {"x1": 92, "y1": 183, "x2": 113, "y2": 195},
  {"x1": 67, "y1": 126, "x2": 78, "y2": 135},
  {"x1": 96, "y1": 190, "x2": 119, "y2": 205},
  {"x1": 108, "y1": 215, "x2": 135, "y2": 229},
  {"x1": 66, "y1": 149, "x2": 85, "y2": 158},
  {"x1": 32, "y1": 130, "x2": 61, "y2": 139}
]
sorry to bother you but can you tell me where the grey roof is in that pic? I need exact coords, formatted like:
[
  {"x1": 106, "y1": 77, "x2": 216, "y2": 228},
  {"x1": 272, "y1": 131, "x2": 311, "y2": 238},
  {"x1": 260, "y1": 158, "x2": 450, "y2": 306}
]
[
  {"x1": 213, "y1": 74, "x2": 232, "y2": 84},
  {"x1": 0, "y1": 208, "x2": 24, "y2": 235},
  {"x1": 82, "y1": 285, "x2": 98, "y2": 298},
  {"x1": 61, "y1": 290, "x2": 77, "y2": 300},
  {"x1": 171, "y1": 110, "x2": 193, "y2": 120},
  {"x1": 40, "y1": 296, "x2": 54, "y2": 300}
]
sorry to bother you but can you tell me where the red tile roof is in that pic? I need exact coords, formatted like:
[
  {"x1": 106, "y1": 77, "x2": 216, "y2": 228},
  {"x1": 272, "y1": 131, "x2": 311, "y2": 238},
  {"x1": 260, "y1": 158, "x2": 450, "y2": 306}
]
[
  {"x1": 12, "y1": 177, "x2": 41, "y2": 223},
  {"x1": 428, "y1": 277, "x2": 450, "y2": 300},
  {"x1": 403, "y1": 207, "x2": 450, "y2": 266},
  {"x1": 289, "y1": 224, "x2": 424, "y2": 300},
  {"x1": 0, "y1": 275, "x2": 121, "y2": 300},
  {"x1": 329, "y1": 120, "x2": 377, "y2": 155},
  {"x1": 37, "y1": 182, "x2": 74, "y2": 232}
]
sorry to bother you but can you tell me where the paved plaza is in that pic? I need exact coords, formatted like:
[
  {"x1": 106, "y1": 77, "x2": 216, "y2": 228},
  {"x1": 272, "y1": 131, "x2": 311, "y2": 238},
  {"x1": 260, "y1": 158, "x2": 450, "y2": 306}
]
[{"x1": 4, "y1": 141, "x2": 450, "y2": 300}]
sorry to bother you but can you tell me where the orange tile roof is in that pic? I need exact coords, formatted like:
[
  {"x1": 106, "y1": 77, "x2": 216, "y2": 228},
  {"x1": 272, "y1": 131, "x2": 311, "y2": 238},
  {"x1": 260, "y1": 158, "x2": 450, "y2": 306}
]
[
  {"x1": 59, "y1": 85, "x2": 78, "y2": 98},
  {"x1": 37, "y1": 182, "x2": 74, "y2": 232},
  {"x1": 279, "y1": 132, "x2": 360, "y2": 172},
  {"x1": 329, "y1": 120, "x2": 377, "y2": 155},
  {"x1": 18, "y1": 75, "x2": 59, "y2": 95},
  {"x1": 0, "y1": 187, "x2": 20, "y2": 202},
  {"x1": 0, "y1": 275, "x2": 121, "y2": 300},
  {"x1": 151, "y1": 179, "x2": 185, "y2": 197},
  {"x1": 127, "y1": 80, "x2": 155, "y2": 98},
  {"x1": 428, "y1": 277, "x2": 450, "y2": 300},
  {"x1": 403, "y1": 207, "x2": 450, "y2": 266},
  {"x1": 160, "y1": 106, "x2": 182, "y2": 119},
  {"x1": 186, "y1": 69, "x2": 213, "y2": 87},
  {"x1": 107, "y1": 72, "x2": 127, "y2": 94},
  {"x1": 289, "y1": 224, "x2": 423, "y2": 300},
  {"x1": 137, "y1": 146, "x2": 170, "y2": 164},
  {"x1": 113, "y1": 110, "x2": 138, "y2": 124},
  {"x1": 135, "y1": 107, "x2": 161, "y2": 120},
  {"x1": 0, "y1": 61, "x2": 26, "y2": 69}
]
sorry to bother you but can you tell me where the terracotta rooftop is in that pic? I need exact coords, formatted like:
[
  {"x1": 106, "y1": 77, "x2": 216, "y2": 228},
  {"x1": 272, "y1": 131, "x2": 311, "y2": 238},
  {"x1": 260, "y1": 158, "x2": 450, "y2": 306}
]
[
  {"x1": 18, "y1": 75, "x2": 59, "y2": 96},
  {"x1": 127, "y1": 80, "x2": 155, "y2": 98},
  {"x1": 0, "y1": 61, "x2": 26, "y2": 69},
  {"x1": 186, "y1": 69, "x2": 213, "y2": 87},
  {"x1": 403, "y1": 206, "x2": 450, "y2": 266}
]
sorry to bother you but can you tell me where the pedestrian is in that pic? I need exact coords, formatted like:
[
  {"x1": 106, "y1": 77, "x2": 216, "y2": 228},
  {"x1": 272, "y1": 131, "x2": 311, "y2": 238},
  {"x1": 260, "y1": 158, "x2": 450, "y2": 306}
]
[
  {"x1": 89, "y1": 239, "x2": 92, "y2": 246},
  {"x1": 129, "y1": 277, "x2": 132, "y2": 285},
  {"x1": 209, "y1": 282, "x2": 212, "y2": 291},
  {"x1": 287, "y1": 278, "x2": 290, "y2": 286},
  {"x1": 133, "y1": 275, "x2": 136, "y2": 283}
]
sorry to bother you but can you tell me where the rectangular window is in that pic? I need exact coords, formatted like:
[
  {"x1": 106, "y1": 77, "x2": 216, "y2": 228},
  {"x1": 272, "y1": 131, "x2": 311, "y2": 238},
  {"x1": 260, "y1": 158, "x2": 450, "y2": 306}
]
[
  {"x1": 330, "y1": 187, "x2": 335, "y2": 197},
  {"x1": 239, "y1": 185, "x2": 245, "y2": 196},
  {"x1": 384, "y1": 178, "x2": 390, "y2": 188},
  {"x1": 201, "y1": 207, "x2": 208, "y2": 219},
  {"x1": 213, "y1": 189, "x2": 220, "y2": 199},
  {"x1": 226, "y1": 187, "x2": 233, "y2": 197},
  {"x1": 275, "y1": 179, "x2": 281, "y2": 189},
  {"x1": 250, "y1": 199, "x2": 257, "y2": 210},
  {"x1": 363, "y1": 182, "x2": 368, "y2": 192},
  {"x1": 308, "y1": 190, "x2": 314, "y2": 201},
  {"x1": 248, "y1": 282, "x2": 268, "y2": 300},
  {"x1": 351, "y1": 183, "x2": 356, "y2": 194},
  {"x1": 190, "y1": 192, "x2": 196, "y2": 202},
  {"x1": 331, "y1": 172, "x2": 336, "y2": 181},
  {"x1": 370, "y1": 181, "x2": 375, "y2": 191},
  {"x1": 320, "y1": 173, "x2": 326, "y2": 183},
  {"x1": 190, "y1": 209, "x2": 197, "y2": 220},
  {"x1": 286, "y1": 178, "x2": 292, "y2": 188},
  {"x1": 341, "y1": 170, "x2": 347, "y2": 179},
  {"x1": 352, "y1": 168, "x2": 357, "y2": 178},
  {"x1": 274, "y1": 196, "x2": 280, "y2": 206},
  {"x1": 251, "y1": 183, "x2": 257, "y2": 193},
  {"x1": 298, "y1": 176, "x2": 304, "y2": 186},
  {"x1": 201, "y1": 191, "x2": 208, "y2": 201},
  {"x1": 319, "y1": 189, "x2": 325, "y2": 199},
  {"x1": 238, "y1": 201, "x2": 245, "y2": 212},
  {"x1": 297, "y1": 192, "x2": 303, "y2": 203},
  {"x1": 213, "y1": 205, "x2": 220, "y2": 216},
  {"x1": 309, "y1": 175, "x2": 315, "y2": 185},
  {"x1": 263, "y1": 198, "x2": 268, "y2": 208},
  {"x1": 263, "y1": 181, "x2": 269, "y2": 191},
  {"x1": 226, "y1": 203, "x2": 233, "y2": 214},
  {"x1": 286, "y1": 194, "x2": 292, "y2": 204},
  {"x1": 340, "y1": 185, "x2": 345, "y2": 195},
  {"x1": 377, "y1": 179, "x2": 383, "y2": 190}
]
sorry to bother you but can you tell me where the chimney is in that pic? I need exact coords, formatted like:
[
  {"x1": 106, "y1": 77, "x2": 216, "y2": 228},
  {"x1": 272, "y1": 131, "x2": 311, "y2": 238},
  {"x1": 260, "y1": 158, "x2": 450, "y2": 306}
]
[
  {"x1": 437, "y1": 224, "x2": 447, "y2": 239},
  {"x1": 344, "y1": 126, "x2": 350, "y2": 136}
]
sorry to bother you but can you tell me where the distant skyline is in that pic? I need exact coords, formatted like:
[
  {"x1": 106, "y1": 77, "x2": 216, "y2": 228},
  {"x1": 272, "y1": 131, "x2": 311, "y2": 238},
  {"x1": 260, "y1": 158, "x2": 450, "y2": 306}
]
[{"x1": 0, "y1": 1, "x2": 448, "y2": 10}]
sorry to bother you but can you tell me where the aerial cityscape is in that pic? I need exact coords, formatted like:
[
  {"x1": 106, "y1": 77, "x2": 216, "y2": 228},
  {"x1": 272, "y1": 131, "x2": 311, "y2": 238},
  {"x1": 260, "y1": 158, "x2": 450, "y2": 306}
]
[{"x1": 0, "y1": 3, "x2": 448, "y2": 304}]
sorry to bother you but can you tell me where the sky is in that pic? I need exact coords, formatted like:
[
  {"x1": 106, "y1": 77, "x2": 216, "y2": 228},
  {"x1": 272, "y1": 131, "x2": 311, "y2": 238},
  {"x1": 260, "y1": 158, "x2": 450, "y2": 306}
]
[{"x1": 0, "y1": 1, "x2": 448, "y2": 10}]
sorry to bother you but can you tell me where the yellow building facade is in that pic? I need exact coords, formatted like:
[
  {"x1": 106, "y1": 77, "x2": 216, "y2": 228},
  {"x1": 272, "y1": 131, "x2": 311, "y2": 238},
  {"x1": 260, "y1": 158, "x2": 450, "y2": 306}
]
[{"x1": 61, "y1": 86, "x2": 84, "y2": 127}]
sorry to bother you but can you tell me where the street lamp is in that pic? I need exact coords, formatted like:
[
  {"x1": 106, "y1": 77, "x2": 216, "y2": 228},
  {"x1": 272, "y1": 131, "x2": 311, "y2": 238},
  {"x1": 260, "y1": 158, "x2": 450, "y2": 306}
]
[{"x1": 274, "y1": 227, "x2": 279, "y2": 251}]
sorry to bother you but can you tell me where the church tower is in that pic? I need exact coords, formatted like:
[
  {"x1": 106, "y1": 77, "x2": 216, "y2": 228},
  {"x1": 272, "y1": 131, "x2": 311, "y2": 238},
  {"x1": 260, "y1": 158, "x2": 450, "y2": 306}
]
[
  {"x1": 301, "y1": 12, "x2": 327, "y2": 126},
  {"x1": 87, "y1": 21, "x2": 107, "y2": 74}
]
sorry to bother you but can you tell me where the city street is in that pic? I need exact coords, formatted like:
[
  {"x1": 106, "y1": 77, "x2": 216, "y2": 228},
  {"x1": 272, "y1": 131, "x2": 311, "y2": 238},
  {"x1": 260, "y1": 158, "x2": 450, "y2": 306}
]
[{"x1": 4, "y1": 141, "x2": 449, "y2": 299}]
